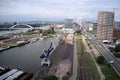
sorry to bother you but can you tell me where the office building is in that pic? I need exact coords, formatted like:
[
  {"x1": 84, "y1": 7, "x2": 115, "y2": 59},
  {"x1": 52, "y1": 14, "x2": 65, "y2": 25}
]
[{"x1": 65, "y1": 18, "x2": 73, "y2": 29}]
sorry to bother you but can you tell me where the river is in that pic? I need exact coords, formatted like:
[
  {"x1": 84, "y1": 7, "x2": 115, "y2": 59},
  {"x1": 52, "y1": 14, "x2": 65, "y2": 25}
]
[{"x1": 0, "y1": 37, "x2": 59, "y2": 74}]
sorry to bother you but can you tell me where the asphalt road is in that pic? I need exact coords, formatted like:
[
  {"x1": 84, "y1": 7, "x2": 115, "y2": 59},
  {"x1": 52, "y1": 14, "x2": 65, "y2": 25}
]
[
  {"x1": 84, "y1": 31, "x2": 120, "y2": 77},
  {"x1": 70, "y1": 38, "x2": 77, "y2": 80}
]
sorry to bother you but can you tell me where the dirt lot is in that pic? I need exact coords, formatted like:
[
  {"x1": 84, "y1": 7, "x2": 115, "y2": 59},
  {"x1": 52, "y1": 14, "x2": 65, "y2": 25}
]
[{"x1": 49, "y1": 43, "x2": 73, "y2": 79}]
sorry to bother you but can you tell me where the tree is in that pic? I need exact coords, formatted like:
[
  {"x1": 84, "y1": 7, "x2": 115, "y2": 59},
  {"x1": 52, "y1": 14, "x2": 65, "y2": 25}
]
[
  {"x1": 43, "y1": 75, "x2": 58, "y2": 80},
  {"x1": 115, "y1": 44, "x2": 120, "y2": 52},
  {"x1": 97, "y1": 56, "x2": 105, "y2": 64},
  {"x1": 42, "y1": 29, "x2": 55, "y2": 36},
  {"x1": 62, "y1": 76, "x2": 69, "y2": 80},
  {"x1": 75, "y1": 30, "x2": 81, "y2": 34},
  {"x1": 112, "y1": 38, "x2": 117, "y2": 43},
  {"x1": 39, "y1": 29, "x2": 43, "y2": 33}
]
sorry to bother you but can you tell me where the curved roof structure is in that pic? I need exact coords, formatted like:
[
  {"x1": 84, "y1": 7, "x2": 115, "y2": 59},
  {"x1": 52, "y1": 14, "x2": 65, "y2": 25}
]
[{"x1": 10, "y1": 24, "x2": 33, "y2": 29}]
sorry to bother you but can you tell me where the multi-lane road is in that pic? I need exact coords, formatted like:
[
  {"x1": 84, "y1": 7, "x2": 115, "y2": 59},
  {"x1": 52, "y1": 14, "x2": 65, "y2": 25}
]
[{"x1": 84, "y1": 31, "x2": 120, "y2": 77}]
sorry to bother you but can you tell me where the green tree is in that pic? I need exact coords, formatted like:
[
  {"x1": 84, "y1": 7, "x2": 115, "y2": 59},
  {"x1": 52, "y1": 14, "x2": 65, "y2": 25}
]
[
  {"x1": 97, "y1": 56, "x2": 105, "y2": 64},
  {"x1": 112, "y1": 38, "x2": 117, "y2": 43},
  {"x1": 75, "y1": 30, "x2": 81, "y2": 34},
  {"x1": 39, "y1": 29, "x2": 43, "y2": 33},
  {"x1": 43, "y1": 75, "x2": 58, "y2": 80},
  {"x1": 42, "y1": 29, "x2": 55, "y2": 36},
  {"x1": 115, "y1": 44, "x2": 120, "y2": 52},
  {"x1": 62, "y1": 76, "x2": 69, "y2": 80}
]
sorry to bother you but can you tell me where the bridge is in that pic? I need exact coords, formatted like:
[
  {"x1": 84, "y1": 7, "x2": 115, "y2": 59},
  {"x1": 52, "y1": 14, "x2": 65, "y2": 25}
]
[
  {"x1": 0, "y1": 24, "x2": 34, "y2": 31},
  {"x1": 10, "y1": 24, "x2": 34, "y2": 29}
]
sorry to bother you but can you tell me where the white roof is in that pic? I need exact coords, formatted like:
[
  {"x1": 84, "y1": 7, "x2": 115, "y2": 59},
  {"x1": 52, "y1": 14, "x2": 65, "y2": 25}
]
[
  {"x1": 103, "y1": 40, "x2": 110, "y2": 43},
  {"x1": 0, "y1": 67, "x2": 5, "y2": 70},
  {"x1": 0, "y1": 69, "x2": 18, "y2": 80},
  {"x1": 17, "y1": 41, "x2": 25, "y2": 44},
  {"x1": 5, "y1": 71, "x2": 24, "y2": 80}
]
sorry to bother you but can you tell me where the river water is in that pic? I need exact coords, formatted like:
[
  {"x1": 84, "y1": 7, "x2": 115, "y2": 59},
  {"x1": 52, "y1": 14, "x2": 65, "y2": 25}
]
[{"x1": 0, "y1": 37, "x2": 59, "y2": 74}]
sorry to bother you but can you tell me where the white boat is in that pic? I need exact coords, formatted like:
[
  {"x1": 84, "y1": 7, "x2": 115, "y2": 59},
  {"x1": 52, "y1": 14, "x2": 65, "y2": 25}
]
[
  {"x1": 30, "y1": 38, "x2": 39, "y2": 43},
  {"x1": 39, "y1": 37, "x2": 44, "y2": 40},
  {"x1": 17, "y1": 41, "x2": 26, "y2": 46}
]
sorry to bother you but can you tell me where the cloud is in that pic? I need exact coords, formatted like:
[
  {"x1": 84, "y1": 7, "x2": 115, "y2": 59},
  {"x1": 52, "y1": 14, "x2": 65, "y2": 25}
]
[{"x1": 0, "y1": 0, "x2": 120, "y2": 22}]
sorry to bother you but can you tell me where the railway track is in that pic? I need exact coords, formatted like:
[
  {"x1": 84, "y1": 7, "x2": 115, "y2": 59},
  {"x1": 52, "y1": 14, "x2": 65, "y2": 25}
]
[{"x1": 78, "y1": 40, "x2": 91, "y2": 80}]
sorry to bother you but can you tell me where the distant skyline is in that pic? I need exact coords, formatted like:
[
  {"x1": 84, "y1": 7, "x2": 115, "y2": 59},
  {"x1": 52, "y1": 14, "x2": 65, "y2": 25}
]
[{"x1": 0, "y1": 0, "x2": 120, "y2": 22}]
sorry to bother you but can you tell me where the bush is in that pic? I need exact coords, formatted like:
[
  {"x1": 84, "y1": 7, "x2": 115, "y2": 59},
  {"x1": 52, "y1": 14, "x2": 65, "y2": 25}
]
[
  {"x1": 75, "y1": 30, "x2": 81, "y2": 34},
  {"x1": 115, "y1": 44, "x2": 120, "y2": 52},
  {"x1": 114, "y1": 52, "x2": 120, "y2": 58},
  {"x1": 96, "y1": 56, "x2": 105, "y2": 64},
  {"x1": 42, "y1": 29, "x2": 55, "y2": 36},
  {"x1": 43, "y1": 75, "x2": 58, "y2": 80},
  {"x1": 62, "y1": 76, "x2": 69, "y2": 80},
  {"x1": 109, "y1": 47, "x2": 115, "y2": 52}
]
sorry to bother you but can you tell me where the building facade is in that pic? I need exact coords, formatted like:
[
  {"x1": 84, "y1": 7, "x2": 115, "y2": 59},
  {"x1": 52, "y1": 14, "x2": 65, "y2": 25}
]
[
  {"x1": 115, "y1": 21, "x2": 120, "y2": 29},
  {"x1": 65, "y1": 18, "x2": 73, "y2": 29},
  {"x1": 77, "y1": 17, "x2": 82, "y2": 26},
  {"x1": 113, "y1": 29, "x2": 120, "y2": 38},
  {"x1": 96, "y1": 11, "x2": 114, "y2": 40}
]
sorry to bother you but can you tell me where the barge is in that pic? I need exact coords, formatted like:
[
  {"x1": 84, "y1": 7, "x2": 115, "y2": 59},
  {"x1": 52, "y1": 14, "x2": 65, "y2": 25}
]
[{"x1": 0, "y1": 66, "x2": 33, "y2": 80}]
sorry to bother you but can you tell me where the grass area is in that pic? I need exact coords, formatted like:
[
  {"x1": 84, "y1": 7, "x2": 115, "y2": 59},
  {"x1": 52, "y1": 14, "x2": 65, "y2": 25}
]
[
  {"x1": 76, "y1": 39, "x2": 81, "y2": 55},
  {"x1": 75, "y1": 34, "x2": 82, "y2": 55},
  {"x1": 87, "y1": 29, "x2": 96, "y2": 35},
  {"x1": 85, "y1": 52, "x2": 101, "y2": 80},
  {"x1": 76, "y1": 37, "x2": 82, "y2": 80},
  {"x1": 75, "y1": 34, "x2": 82, "y2": 40},
  {"x1": 99, "y1": 62, "x2": 120, "y2": 80},
  {"x1": 1, "y1": 41, "x2": 17, "y2": 48}
]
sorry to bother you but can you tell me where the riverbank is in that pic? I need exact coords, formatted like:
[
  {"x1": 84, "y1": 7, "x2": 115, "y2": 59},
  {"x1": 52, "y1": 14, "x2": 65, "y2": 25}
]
[{"x1": 0, "y1": 34, "x2": 58, "y2": 52}]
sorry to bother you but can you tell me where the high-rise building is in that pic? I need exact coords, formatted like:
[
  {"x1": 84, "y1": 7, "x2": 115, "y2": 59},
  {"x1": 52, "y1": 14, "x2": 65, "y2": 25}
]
[
  {"x1": 77, "y1": 17, "x2": 82, "y2": 26},
  {"x1": 65, "y1": 18, "x2": 73, "y2": 29},
  {"x1": 96, "y1": 11, "x2": 114, "y2": 40}
]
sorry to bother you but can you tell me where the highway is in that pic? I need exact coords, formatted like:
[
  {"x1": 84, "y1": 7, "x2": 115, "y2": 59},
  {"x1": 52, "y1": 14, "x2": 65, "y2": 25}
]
[{"x1": 84, "y1": 31, "x2": 120, "y2": 77}]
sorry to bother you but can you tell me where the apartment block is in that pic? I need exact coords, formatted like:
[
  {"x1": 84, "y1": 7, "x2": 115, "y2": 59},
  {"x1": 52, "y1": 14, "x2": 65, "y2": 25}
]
[{"x1": 96, "y1": 11, "x2": 114, "y2": 40}]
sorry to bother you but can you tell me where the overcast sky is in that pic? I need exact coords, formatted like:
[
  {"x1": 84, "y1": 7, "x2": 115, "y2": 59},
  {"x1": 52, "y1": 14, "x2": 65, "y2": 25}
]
[{"x1": 0, "y1": 0, "x2": 120, "y2": 22}]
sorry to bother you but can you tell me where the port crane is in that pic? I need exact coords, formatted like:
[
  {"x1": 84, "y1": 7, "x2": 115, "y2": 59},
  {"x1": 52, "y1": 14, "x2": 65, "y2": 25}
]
[{"x1": 40, "y1": 41, "x2": 55, "y2": 66}]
